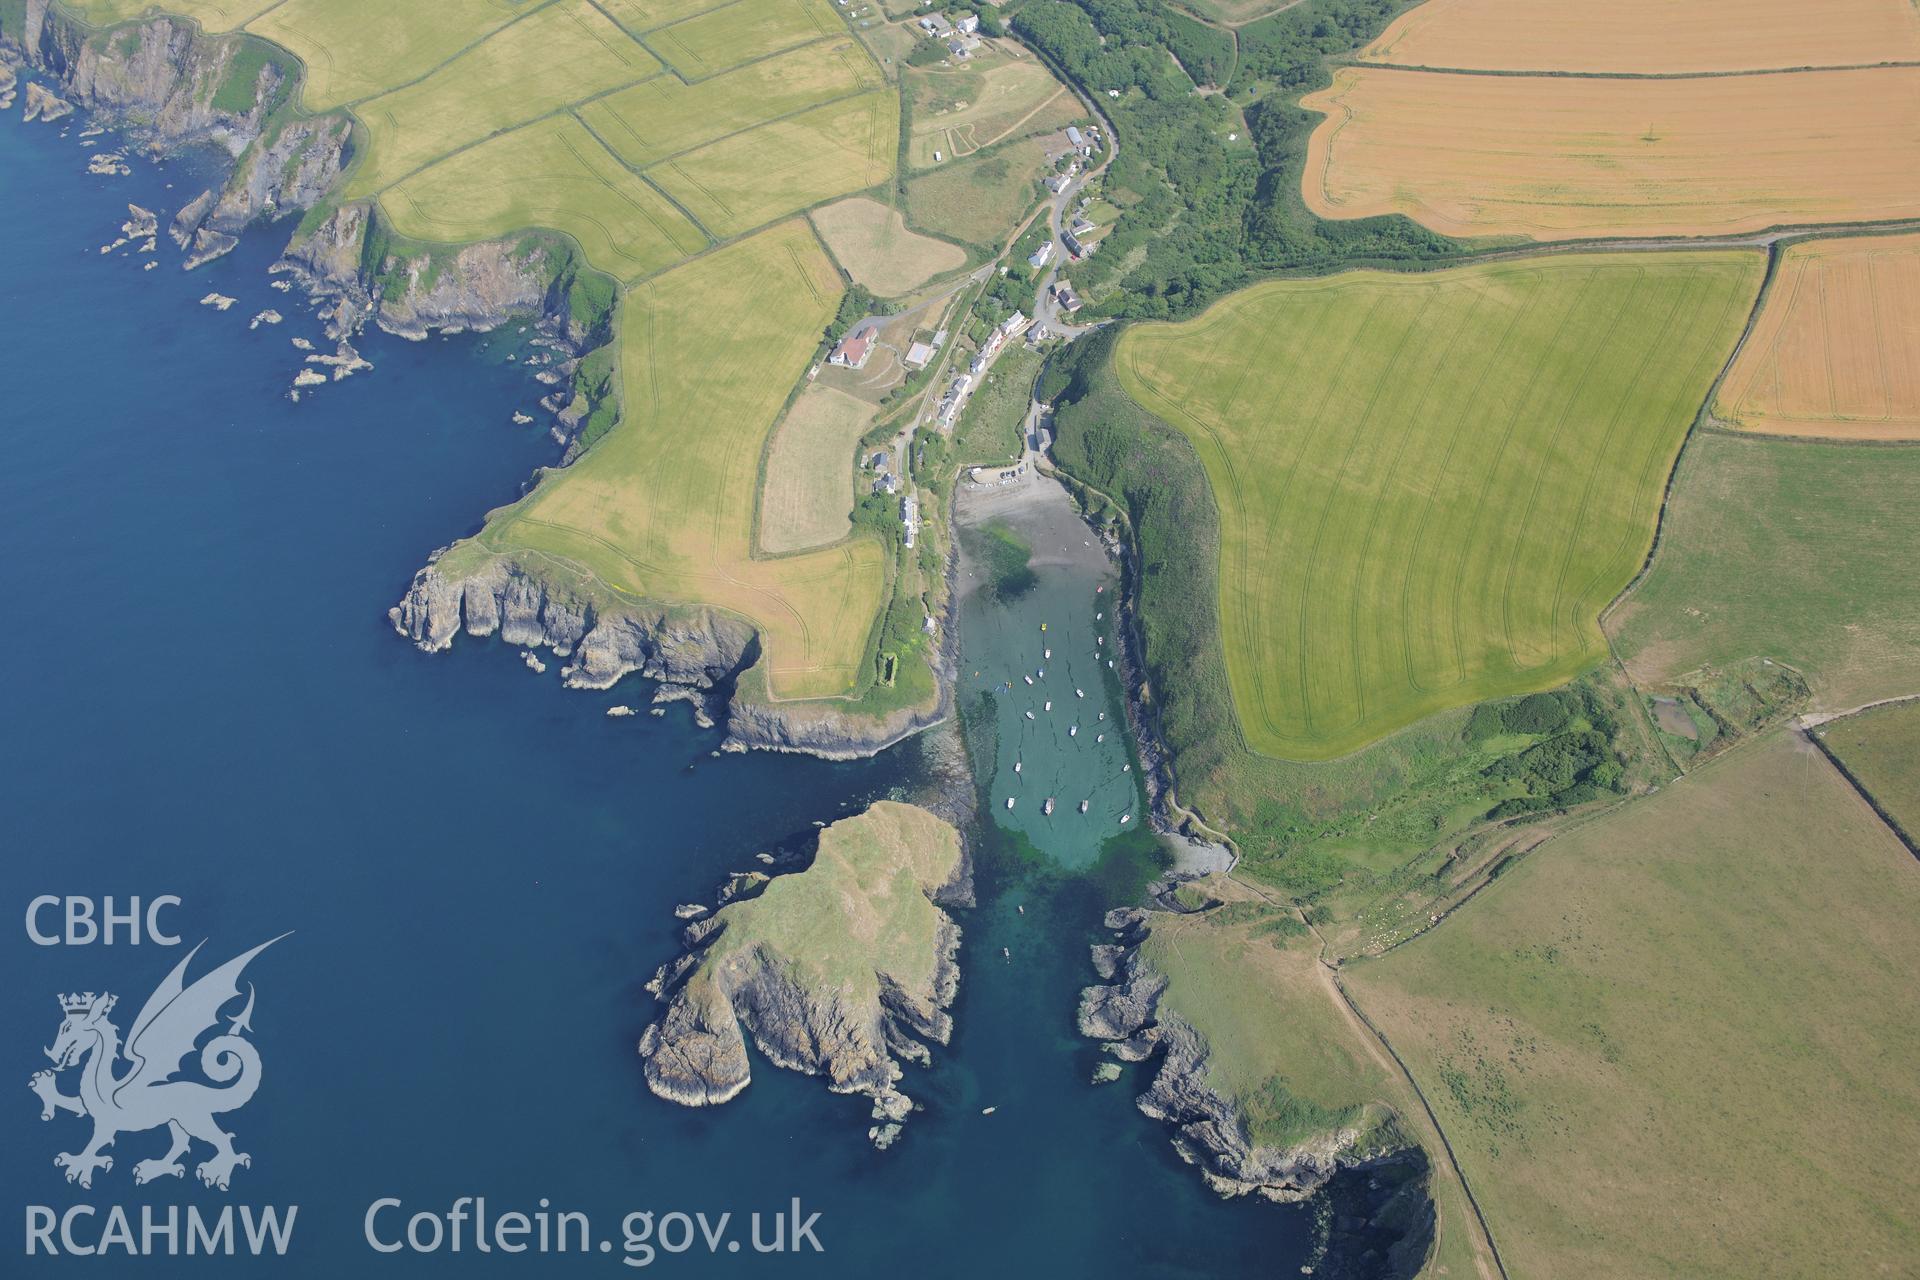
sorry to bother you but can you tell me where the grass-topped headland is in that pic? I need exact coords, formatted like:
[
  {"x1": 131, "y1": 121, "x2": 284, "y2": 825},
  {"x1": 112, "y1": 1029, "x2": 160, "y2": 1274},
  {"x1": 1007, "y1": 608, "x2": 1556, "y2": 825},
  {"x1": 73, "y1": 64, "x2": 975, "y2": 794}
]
[{"x1": 640, "y1": 800, "x2": 968, "y2": 1138}]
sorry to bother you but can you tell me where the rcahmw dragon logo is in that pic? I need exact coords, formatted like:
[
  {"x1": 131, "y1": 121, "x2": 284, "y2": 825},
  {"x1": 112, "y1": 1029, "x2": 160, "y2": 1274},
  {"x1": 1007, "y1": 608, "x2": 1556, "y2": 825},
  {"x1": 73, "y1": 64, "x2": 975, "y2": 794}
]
[{"x1": 28, "y1": 935, "x2": 287, "y2": 1191}]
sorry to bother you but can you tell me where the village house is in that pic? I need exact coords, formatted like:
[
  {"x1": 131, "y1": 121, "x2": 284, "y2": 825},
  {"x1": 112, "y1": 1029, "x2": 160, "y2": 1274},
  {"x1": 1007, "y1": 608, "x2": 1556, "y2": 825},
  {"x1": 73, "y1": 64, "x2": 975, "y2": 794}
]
[
  {"x1": 999, "y1": 310, "x2": 1029, "y2": 339},
  {"x1": 901, "y1": 493, "x2": 919, "y2": 548},
  {"x1": 904, "y1": 340, "x2": 936, "y2": 369},
  {"x1": 829, "y1": 323, "x2": 877, "y2": 369},
  {"x1": 1027, "y1": 241, "x2": 1054, "y2": 270},
  {"x1": 955, "y1": 12, "x2": 979, "y2": 32},
  {"x1": 1052, "y1": 282, "x2": 1082, "y2": 313}
]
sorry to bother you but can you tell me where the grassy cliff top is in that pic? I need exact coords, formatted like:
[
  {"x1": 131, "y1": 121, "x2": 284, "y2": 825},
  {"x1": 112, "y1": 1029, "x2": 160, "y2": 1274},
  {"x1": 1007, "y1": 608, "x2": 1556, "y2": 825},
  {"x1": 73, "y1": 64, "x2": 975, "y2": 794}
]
[{"x1": 695, "y1": 800, "x2": 963, "y2": 1004}]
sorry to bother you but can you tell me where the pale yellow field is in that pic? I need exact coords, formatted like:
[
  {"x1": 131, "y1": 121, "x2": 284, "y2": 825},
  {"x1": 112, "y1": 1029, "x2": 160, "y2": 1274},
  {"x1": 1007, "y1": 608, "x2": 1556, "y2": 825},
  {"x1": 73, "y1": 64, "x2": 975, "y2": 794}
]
[
  {"x1": 651, "y1": 89, "x2": 899, "y2": 238},
  {"x1": 1716, "y1": 233, "x2": 1920, "y2": 440},
  {"x1": 1301, "y1": 65, "x2": 1920, "y2": 240},
  {"x1": 646, "y1": 0, "x2": 843, "y2": 80},
  {"x1": 65, "y1": 0, "x2": 277, "y2": 30},
  {"x1": 381, "y1": 116, "x2": 707, "y2": 283},
  {"x1": 594, "y1": 0, "x2": 732, "y2": 34},
  {"x1": 758, "y1": 384, "x2": 877, "y2": 554},
  {"x1": 462, "y1": 222, "x2": 888, "y2": 701},
  {"x1": 810, "y1": 196, "x2": 967, "y2": 294},
  {"x1": 345, "y1": 0, "x2": 661, "y2": 195},
  {"x1": 245, "y1": 0, "x2": 523, "y2": 110},
  {"x1": 1361, "y1": 0, "x2": 1920, "y2": 74},
  {"x1": 577, "y1": 38, "x2": 881, "y2": 169}
]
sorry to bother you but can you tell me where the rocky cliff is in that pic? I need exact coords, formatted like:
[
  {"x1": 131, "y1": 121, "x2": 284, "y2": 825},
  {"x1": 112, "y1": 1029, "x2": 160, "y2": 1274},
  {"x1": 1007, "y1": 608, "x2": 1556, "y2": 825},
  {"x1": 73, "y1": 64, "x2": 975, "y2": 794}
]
[
  {"x1": 6, "y1": 3, "x2": 351, "y2": 267},
  {"x1": 389, "y1": 552, "x2": 758, "y2": 693},
  {"x1": 1081, "y1": 908, "x2": 1424, "y2": 1202},
  {"x1": 639, "y1": 802, "x2": 971, "y2": 1148}
]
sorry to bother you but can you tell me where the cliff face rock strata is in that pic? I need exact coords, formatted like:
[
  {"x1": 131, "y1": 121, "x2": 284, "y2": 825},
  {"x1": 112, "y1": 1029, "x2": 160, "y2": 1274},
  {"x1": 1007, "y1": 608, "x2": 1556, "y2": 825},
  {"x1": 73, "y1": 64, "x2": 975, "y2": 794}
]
[
  {"x1": 390, "y1": 552, "x2": 947, "y2": 759},
  {"x1": 389, "y1": 554, "x2": 755, "y2": 693},
  {"x1": 1080, "y1": 908, "x2": 1415, "y2": 1204},
  {"x1": 6, "y1": 8, "x2": 352, "y2": 261},
  {"x1": 638, "y1": 802, "x2": 970, "y2": 1146}
]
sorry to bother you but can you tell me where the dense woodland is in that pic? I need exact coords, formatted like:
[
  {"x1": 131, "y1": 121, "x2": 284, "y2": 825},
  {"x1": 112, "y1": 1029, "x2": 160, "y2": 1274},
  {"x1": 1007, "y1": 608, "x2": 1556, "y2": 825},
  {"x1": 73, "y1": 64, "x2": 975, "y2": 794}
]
[{"x1": 1009, "y1": 0, "x2": 1455, "y2": 318}]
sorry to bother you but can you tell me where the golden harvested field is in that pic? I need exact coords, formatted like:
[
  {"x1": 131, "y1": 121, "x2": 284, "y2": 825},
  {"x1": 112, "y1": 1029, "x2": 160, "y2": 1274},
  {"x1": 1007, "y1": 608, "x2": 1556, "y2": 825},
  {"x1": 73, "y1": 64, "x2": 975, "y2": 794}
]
[
  {"x1": 651, "y1": 89, "x2": 899, "y2": 238},
  {"x1": 1360, "y1": 0, "x2": 1920, "y2": 74},
  {"x1": 345, "y1": 0, "x2": 661, "y2": 195},
  {"x1": 456, "y1": 222, "x2": 888, "y2": 701},
  {"x1": 1345, "y1": 730, "x2": 1920, "y2": 1277},
  {"x1": 381, "y1": 116, "x2": 707, "y2": 283},
  {"x1": 577, "y1": 38, "x2": 881, "y2": 170},
  {"x1": 905, "y1": 54, "x2": 1078, "y2": 169},
  {"x1": 245, "y1": 0, "x2": 523, "y2": 110},
  {"x1": 1301, "y1": 65, "x2": 1920, "y2": 240},
  {"x1": 646, "y1": 0, "x2": 844, "y2": 80},
  {"x1": 1715, "y1": 233, "x2": 1920, "y2": 440},
  {"x1": 810, "y1": 196, "x2": 967, "y2": 294},
  {"x1": 758, "y1": 384, "x2": 877, "y2": 554}
]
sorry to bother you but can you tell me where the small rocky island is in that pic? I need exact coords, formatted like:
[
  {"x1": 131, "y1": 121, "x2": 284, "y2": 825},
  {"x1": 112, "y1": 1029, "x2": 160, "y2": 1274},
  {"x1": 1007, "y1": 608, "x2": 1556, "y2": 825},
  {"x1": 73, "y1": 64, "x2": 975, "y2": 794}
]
[{"x1": 639, "y1": 801, "x2": 970, "y2": 1147}]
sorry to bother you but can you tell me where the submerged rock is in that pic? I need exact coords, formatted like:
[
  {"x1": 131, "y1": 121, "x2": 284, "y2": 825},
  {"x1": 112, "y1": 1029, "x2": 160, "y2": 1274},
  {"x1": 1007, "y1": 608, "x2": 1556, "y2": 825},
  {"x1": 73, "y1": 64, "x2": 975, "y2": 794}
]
[{"x1": 639, "y1": 802, "x2": 970, "y2": 1145}]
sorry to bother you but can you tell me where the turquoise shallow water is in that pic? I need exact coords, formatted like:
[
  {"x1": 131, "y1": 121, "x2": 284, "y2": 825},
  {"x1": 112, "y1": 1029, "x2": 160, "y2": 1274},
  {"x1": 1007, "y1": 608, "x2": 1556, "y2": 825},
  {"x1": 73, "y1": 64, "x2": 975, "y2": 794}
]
[
  {"x1": 0, "y1": 104, "x2": 1310, "y2": 1276},
  {"x1": 961, "y1": 501, "x2": 1138, "y2": 870}
]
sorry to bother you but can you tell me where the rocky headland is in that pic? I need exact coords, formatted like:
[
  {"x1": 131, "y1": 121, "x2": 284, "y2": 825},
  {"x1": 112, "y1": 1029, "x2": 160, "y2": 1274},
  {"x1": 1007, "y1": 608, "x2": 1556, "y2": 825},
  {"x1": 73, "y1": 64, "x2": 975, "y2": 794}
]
[
  {"x1": 1080, "y1": 905, "x2": 1434, "y2": 1275},
  {"x1": 638, "y1": 801, "x2": 972, "y2": 1148},
  {"x1": 10, "y1": 0, "x2": 939, "y2": 762}
]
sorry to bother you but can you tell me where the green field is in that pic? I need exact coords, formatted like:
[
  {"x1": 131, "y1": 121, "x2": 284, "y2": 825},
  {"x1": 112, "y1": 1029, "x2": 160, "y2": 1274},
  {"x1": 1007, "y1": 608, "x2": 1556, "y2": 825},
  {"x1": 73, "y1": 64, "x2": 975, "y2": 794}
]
[
  {"x1": 1116, "y1": 251, "x2": 1764, "y2": 760},
  {"x1": 905, "y1": 134, "x2": 1056, "y2": 247},
  {"x1": 1608, "y1": 432, "x2": 1920, "y2": 714},
  {"x1": 953, "y1": 343, "x2": 1040, "y2": 466},
  {"x1": 578, "y1": 38, "x2": 881, "y2": 169},
  {"x1": 382, "y1": 115, "x2": 706, "y2": 282},
  {"x1": 344, "y1": 0, "x2": 662, "y2": 195},
  {"x1": 1138, "y1": 877, "x2": 1489, "y2": 1277},
  {"x1": 246, "y1": 0, "x2": 524, "y2": 110},
  {"x1": 645, "y1": 0, "x2": 843, "y2": 80},
  {"x1": 650, "y1": 88, "x2": 898, "y2": 237},
  {"x1": 1345, "y1": 730, "x2": 1920, "y2": 1277},
  {"x1": 443, "y1": 221, "x2": 888, "y2": 701},
  {"x1": 1820, "y1": 700, "x2": 1920, "y2": 847}
]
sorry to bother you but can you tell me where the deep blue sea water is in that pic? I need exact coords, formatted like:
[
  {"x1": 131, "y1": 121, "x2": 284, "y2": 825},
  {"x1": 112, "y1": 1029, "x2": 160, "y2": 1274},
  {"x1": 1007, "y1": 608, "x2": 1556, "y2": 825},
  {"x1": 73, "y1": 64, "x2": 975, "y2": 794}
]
[{"x1": 0, "y1": 105, "x2": 1309, "y2": 1276}]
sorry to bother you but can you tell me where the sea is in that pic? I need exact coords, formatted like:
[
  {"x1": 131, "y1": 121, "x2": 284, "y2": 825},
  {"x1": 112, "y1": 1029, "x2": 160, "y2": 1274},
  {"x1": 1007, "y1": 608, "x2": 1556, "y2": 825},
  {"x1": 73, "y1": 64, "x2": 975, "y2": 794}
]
[{"x1": 0, "y1": 103, "x2": 1313, "y2": 1275}]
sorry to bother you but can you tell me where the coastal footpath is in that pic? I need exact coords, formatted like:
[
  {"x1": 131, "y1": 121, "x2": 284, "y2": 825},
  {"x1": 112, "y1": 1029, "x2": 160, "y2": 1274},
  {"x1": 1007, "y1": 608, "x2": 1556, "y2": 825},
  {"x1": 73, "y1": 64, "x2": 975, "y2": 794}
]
[{"x1": 639, "y1": 801, "x2": 971, "y2": 1148}]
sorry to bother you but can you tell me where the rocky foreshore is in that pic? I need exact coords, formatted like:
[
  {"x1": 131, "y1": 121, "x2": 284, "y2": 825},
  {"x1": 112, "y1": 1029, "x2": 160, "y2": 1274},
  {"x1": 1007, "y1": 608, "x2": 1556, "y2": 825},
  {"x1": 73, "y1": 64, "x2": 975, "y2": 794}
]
[
  {"x1": 638, "y1": 802, "x2": 972, "y2": 1147},
  {"x1": 1080, "y1": 908, "x2": 1420, "y2": 1204},
  {"x1": 389, "y1": 551, "x2": 950, "y2": 760}
]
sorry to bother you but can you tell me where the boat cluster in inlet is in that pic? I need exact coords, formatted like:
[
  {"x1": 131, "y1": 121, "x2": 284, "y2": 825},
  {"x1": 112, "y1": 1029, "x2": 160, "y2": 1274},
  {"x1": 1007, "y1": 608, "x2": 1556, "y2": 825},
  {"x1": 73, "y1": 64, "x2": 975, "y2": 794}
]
[{"x1": 1004, "y1": 618, "x2": 1131, "y2": 827}]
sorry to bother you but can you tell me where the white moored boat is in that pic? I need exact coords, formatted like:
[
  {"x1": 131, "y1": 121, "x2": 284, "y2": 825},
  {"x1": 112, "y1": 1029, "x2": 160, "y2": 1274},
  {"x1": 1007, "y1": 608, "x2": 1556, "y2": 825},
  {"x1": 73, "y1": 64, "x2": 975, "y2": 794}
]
[
  {"x1": 1079, "y1": 800, "x2": 1089, "y2": 814},
  {"x1": 1043, "y1": 798, "x2": 1055, "y2": 816},
  {"x1": 1006, "y1": 797, "x2": 1016, "y2": 810}
]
